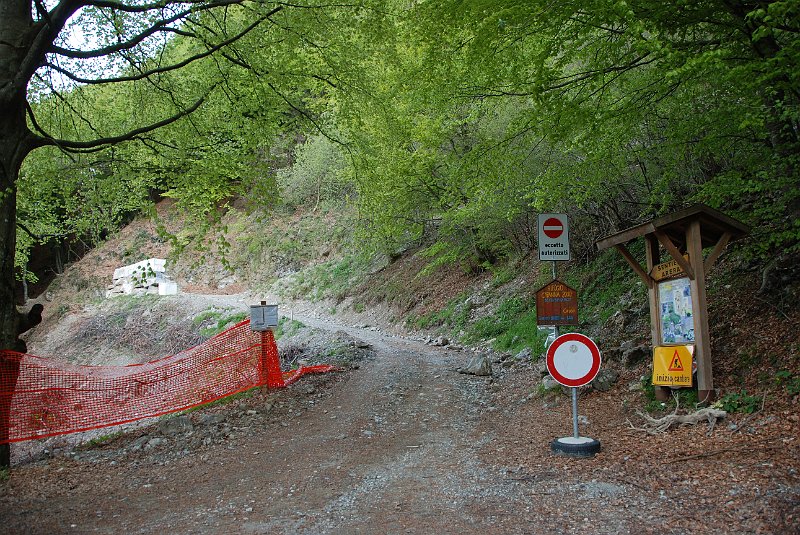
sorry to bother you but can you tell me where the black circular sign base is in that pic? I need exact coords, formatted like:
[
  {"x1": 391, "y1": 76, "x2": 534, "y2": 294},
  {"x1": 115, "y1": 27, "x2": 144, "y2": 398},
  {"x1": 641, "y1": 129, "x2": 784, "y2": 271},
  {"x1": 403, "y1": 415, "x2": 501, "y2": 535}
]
[{"x1": 550, "y1": 437, "x2": 601, "y2": 458}]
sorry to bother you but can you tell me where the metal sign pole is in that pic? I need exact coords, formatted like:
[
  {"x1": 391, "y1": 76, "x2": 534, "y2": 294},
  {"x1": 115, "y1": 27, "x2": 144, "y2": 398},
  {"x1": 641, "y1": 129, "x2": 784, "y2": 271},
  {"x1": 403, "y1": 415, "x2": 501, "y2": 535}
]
[
  {"x1": 571, "y1": 387, "x2": 579, "y2": 438},
  {"x1": 553, "y1": 259, "x2": 580, "y2": 438}
]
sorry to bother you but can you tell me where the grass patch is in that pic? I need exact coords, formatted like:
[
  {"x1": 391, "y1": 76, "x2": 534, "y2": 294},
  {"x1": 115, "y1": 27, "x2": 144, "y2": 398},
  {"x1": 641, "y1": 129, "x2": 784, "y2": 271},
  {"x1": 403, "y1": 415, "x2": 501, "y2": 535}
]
[
  {"x1": 407, "y1": 294, "x2": 471, "y2": 332},
  {"x1": 194, "y1": 309, "x2": 249, "y2": 337},
  {"x1": 570, "y1": 246, "x2": 646, "y2": 324},
  {"x1": 81, "y1": 431, "x2": 123, "y2": 449},
  {"x1": 493, "y1": 310, "x2": 549, "y2": 354},
  {"x1": 282, "y1": 255, "x2": 367, "y2": 302},
  {"x1": 274, "y1": 317, "x2": 305, "y2": 339},
  {"x1": 464, "y1": 297, "x2": 528, "y2": 342},
  {"x1": 440, "y1": 295, "x2": 550, "y2": 354}
]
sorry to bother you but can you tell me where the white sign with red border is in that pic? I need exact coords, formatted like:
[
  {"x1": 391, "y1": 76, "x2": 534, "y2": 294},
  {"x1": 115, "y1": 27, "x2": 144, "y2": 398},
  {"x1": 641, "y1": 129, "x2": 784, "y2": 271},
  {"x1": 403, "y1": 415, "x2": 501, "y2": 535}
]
[
  {"x1": 546, "y1": 333, "x2": 601, "y2": 388},
  {"x1": 538, "y1": 213, "x2": 570, "y2": 261}
]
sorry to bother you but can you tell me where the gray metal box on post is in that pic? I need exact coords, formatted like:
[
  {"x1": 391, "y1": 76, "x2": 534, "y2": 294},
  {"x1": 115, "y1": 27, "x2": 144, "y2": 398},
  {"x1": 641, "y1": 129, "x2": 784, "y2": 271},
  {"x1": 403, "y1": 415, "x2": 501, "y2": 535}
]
[{"x1": 250, "y1": 303, "x2": 278, "y2": 331}]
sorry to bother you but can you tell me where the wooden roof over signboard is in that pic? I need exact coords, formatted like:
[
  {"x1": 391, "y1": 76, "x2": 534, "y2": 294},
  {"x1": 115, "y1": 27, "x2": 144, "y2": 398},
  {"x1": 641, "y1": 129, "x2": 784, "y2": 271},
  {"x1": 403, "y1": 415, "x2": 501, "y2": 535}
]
[{"x1": 595, "y1": 203, "x2": 750, "y2": 252}]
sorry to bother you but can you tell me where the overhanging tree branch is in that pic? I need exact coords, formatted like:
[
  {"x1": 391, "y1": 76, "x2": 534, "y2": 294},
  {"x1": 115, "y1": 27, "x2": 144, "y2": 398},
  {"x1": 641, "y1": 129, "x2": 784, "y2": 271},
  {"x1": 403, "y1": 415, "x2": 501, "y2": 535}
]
[
  {"x1": 44, "y1": 7, "x2": 280, "y2": 85},
  {"x1": 32, "y1": 86, "x2": 216, "y2": 153}
]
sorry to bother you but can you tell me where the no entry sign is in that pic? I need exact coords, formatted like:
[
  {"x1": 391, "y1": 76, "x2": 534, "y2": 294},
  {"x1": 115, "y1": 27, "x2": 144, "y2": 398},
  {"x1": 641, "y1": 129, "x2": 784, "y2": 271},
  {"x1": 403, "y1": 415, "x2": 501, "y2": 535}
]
[
  {"x1": 538, "y1": 213, "x2": 570, "y2": 261},
  {"x1": 546, "y1": 333, "x2": 601, "y2": 388},
  {"x1": 542, "y1": 217, "x2": 564, "y2": 239}
]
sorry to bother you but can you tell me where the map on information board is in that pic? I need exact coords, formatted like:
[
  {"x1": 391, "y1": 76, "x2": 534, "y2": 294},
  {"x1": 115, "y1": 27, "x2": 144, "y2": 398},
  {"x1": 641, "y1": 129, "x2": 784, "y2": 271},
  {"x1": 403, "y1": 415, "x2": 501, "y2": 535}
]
[{"x1": 658, "y1": 277, "x2": 694, "y2": 344}]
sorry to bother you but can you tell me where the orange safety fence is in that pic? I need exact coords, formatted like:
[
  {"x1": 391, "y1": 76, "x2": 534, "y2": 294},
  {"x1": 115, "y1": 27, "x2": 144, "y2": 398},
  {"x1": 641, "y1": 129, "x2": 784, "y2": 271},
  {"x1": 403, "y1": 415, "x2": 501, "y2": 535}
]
[{"x1": 0, "y1": 320, "x2": 336, "y2": 444}]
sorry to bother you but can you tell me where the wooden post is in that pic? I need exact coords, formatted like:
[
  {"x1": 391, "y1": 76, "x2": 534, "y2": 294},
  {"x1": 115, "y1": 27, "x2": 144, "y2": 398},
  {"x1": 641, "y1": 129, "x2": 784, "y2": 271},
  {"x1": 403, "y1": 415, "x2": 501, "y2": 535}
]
[
  {"x1": 646, "y1": 236, "x2": 671, "y2": 402},
  {"x1": 645, "y1": 235, "x2": 661, "y2": 345},
  {"x1": 687, "y1": 220, "x2": 714, "y2": 403}
]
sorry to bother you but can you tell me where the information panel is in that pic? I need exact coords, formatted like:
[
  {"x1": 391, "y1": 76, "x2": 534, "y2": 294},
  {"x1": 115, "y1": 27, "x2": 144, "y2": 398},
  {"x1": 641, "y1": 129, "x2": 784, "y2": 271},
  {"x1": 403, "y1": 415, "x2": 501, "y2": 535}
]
[{"x1": 658, "y1": 277, "x2": 694, "y2": 344}]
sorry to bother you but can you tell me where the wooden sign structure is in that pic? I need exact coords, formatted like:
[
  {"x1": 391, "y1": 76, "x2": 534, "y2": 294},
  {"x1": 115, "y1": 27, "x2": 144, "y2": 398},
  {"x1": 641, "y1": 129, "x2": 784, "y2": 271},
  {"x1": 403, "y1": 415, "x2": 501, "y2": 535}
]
[
  {"x1": 535, "y1": 280, "x2": 578, "y2": 326},
  {"x1": 595, "y1": 204, "x2": 749, "y2": 403}
]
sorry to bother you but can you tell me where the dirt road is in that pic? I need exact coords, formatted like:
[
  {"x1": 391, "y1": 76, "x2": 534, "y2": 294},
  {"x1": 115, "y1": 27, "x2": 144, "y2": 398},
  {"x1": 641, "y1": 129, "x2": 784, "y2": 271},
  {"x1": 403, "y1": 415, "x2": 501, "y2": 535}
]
[
  {"x1": 1, "y1": 311, "x2": 516, "y2": 534},
  {"x1": 1, "y1": 306, "x2": 798, "y2": 534}
]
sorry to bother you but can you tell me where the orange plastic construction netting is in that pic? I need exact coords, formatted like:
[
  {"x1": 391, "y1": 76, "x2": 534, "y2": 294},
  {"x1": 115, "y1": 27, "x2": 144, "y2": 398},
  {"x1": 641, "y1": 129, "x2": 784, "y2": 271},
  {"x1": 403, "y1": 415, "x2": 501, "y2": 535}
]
[{"x1": 0, "y1": 320, "x2": 335, "y2": 444}]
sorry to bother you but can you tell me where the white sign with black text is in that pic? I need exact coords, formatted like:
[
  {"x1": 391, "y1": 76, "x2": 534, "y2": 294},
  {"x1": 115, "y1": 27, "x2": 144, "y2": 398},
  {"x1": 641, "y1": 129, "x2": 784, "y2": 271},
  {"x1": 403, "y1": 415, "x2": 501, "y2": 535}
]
[{"x1": 538, "y1": 213, "x2": 570, "y2": 261}]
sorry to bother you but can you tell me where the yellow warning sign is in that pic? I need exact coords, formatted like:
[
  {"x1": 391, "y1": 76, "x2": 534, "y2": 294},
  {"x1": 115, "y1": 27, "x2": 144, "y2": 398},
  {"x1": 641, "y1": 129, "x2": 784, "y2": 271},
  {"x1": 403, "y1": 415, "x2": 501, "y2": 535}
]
[{"x1": 653, "y1": 345, "x2": 694, "y2": 387}]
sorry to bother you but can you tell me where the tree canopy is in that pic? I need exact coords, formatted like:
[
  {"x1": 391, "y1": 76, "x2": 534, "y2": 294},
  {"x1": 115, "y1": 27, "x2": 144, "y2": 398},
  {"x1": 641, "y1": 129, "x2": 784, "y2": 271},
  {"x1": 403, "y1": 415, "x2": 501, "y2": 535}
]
[{"x1": 8, "y1": 0, "x2": 800, "y2": 317}]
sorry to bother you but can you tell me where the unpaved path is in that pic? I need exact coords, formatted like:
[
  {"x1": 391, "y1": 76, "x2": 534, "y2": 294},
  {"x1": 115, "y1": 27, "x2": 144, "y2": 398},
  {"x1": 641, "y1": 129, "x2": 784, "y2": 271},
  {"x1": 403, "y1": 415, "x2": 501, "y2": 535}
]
[
  {"x1": 2, "y1": 297, "x2": 799, "y2": 534},
  {"x1": 0, "y1": 307, "x2": 515, "y2": 534}
]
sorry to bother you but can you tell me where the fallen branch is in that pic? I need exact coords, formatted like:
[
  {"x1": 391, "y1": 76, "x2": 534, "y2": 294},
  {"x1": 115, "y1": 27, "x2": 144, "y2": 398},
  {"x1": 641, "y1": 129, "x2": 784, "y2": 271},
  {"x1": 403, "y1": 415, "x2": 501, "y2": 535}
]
[{"x1": 627, "y1": 407, "x2": 727, "y2": 435}]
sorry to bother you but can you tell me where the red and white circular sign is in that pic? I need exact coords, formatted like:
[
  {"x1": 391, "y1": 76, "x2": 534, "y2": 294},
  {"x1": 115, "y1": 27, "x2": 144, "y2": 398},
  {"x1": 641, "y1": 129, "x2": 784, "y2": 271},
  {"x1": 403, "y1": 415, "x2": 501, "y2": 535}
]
[
  {"x1": 542, "y1": 217, "x2": 564, "y2": 239},
  {"x1": 546, "y1": 333, "x2": 601, "y2": 387}
]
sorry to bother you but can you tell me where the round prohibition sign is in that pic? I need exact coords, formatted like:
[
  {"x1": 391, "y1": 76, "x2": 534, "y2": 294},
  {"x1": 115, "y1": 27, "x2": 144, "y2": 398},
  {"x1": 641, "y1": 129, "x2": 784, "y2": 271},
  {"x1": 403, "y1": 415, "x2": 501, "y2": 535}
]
[
  {"x1": 542, "y1": 217, "x2": 564, "y2": 239},
  {"x1": 546, "y1": 333, "x2": 601, "y2": 387}
]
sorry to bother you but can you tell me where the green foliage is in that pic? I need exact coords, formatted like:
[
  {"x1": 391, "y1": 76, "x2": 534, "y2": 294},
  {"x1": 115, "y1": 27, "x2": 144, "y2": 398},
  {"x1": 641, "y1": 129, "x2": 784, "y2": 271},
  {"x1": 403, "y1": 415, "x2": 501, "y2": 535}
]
[
  {"x1": 193, "y1": 309, "x2": 248, "y2": 337},
  {"x1": 640, "y1": 376, "x2": 700, "y2": 413},
  {"x1": 82, "y1": 432, "x2": 123, "y2": 449},
  {"x1": 467, "y1": 297, "x2": 528, "y2": 338},
  {"x1": 277, "y1": 135, "x2": 350, "y2": 210},
  {"x1": 717, "y1": 391, "x2": 763, "y2": 414},
  {"x1": 274, "y1": 317, "x2": 305, "y2": 339},
  {"x1": 775, "y1": 370, "x2": 800, "y2": 396},
  {"x1": 331, "y1": 0, "x2": 800, "y2": 264},
  {"x1": 282, "y1": 255, "x2": 367, "y2": 302},
  {"x1": 130, "y1": 264, "x2": 157, "y2": 287},
  {"x1": 574, "y1": 246, "x2": 646, "y2": 324},
  {"x1": 493, "y1": 311, "x2": 548, "y2": 354},
  {"x1": 461, "y1": 296, "x2": 547, "y2": 353},
  {"x1": 407, "y1": 294, "x2": 471, "y2": 332}
]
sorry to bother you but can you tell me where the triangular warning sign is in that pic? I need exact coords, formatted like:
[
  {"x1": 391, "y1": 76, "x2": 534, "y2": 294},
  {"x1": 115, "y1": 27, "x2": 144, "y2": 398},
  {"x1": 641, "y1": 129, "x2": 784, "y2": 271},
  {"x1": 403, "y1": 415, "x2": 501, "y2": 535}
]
[{"x1": 668, "y1": 349, "x2": 684, "y2": 371}]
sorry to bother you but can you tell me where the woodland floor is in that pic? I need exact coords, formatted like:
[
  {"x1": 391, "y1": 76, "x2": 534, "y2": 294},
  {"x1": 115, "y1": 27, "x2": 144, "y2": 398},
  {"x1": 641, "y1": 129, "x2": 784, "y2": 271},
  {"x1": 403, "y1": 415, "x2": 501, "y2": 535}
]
[{"x1": 1, "y1": 294, "x2": 799, "y2": 534}]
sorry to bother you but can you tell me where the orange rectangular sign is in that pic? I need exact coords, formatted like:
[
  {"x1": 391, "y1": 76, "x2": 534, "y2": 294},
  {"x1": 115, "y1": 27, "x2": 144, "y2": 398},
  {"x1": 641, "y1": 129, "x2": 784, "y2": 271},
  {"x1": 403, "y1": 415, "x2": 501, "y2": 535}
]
[{"x1": 652, "y1": 345, "x2": 694, "y2": 387}]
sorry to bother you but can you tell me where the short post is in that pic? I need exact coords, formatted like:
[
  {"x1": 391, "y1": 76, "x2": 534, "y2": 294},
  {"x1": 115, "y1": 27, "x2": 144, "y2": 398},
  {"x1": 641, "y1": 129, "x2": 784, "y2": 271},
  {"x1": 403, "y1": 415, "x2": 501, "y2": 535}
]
[{"x1": 250, "y1": 302, "x2": 284, "y2": 388}]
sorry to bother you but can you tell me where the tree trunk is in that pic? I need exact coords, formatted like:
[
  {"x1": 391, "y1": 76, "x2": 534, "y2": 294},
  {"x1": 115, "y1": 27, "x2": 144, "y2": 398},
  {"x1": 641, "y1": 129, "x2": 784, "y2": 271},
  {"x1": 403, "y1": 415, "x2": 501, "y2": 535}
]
[
  {"x1": 0, "y1": 1, "x2": 38, "y2": 466},
  {"x1": 0, "y1": 148, "x2": 20, "y2": 467}
]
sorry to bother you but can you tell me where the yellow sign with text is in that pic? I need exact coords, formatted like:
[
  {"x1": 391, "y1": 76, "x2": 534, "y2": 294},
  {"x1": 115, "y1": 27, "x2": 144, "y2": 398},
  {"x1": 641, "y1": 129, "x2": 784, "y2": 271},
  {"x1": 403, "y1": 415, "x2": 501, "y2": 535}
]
[{"x1": 652, "y1": 345, "x2": 694, "y2": 387}]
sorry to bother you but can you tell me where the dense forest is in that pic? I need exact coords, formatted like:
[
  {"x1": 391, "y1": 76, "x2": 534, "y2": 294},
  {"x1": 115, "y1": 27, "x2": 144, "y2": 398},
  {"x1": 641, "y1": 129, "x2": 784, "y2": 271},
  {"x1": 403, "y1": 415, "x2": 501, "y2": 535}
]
[{"x1": 3, "y1": 1, "x2": 799, "y2": 351}]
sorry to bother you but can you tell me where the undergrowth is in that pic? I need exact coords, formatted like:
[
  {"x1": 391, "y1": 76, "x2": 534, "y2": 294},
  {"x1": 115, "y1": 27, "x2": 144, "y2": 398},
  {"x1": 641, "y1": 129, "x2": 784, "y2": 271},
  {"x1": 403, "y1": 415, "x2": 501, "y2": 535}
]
[
  {"x1": 641, "y1": 376, "x2": 701, "y2": 413},
  {"x1": 274, "y1": 317, "x2": 305, "y2": 339},
  {"x1": 193, "y1": 309, "x2": 248, "y2": 337},
  {"x1": 281, "y1": 255, "x2": 368, "y2": 302}
]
